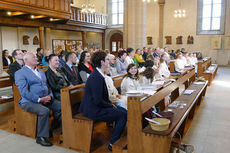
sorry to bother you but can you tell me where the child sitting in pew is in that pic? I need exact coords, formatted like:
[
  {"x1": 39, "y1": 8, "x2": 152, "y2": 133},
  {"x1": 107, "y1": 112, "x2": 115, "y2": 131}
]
[{"x1": 121, "y1": 63, "x2": 141, "y2": 95}]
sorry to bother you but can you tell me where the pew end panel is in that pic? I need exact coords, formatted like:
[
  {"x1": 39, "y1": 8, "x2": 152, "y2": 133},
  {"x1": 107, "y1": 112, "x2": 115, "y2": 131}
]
[
  {"x1": 61, "y1": 84, "x2": 93, "y2": 153},
  {"x1": 13, "y1": 85, "x2": 37, "y2": 138}
]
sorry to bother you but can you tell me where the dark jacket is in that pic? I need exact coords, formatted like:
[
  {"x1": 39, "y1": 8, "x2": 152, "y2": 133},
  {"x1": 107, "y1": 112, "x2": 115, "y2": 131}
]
[
  {"x1": 36, "y1": 54, "x2": 44, "y2": 65},
  {"x1": 9, "y1": 61, "x2": 23, "y2": 83},
  {"x1": 3, "y1": 56, "x2": 13, "y2": 67},
  {"x1": 79, "y1": 69, "x2": 113, "y2": 118},
  {"x1": 45, "y1": 67, "x2": 70, "y2": 100},
  {"x1": 78, "y1": 63, "x2": 93, "y2": 83},
  {"x1": 61, "y1": 64, "x2": 82, "y2": 86}
]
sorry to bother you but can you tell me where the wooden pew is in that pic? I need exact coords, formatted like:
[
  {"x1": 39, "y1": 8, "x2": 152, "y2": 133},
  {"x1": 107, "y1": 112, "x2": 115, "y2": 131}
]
[
  {"x1": 169, "y1": 60, "x2": 176, "y2": 72},
  {"x1": 3, "y1": 66, "x2": 9, "y2": 74},
  {"x1": 197, "y1": 57, "x2": 218, "y2": 86},
  {"x1": 0, "y1": 73, "x2": 13, "y2": 104},
  {"x1": 13, "y1": 85, "x2": 37, "y2": 138},
  {"x1": 60, "y1": 74, "x2": 125, "y2": 153},
  {"x1": 113, "y1": 68, "x2": 208, "y2": 153}
]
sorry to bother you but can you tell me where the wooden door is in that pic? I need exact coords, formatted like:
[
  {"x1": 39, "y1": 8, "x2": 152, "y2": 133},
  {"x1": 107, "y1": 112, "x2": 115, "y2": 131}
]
[{"x1": 110, "y1": 33, "x2": 123, "y2": 56}]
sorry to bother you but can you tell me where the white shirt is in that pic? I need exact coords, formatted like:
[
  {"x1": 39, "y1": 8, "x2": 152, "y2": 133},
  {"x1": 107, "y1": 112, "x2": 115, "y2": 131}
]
[
  {"x1": 26, "y1": 65, "x2": 41, "y2": 79},
  {"x1": 7, "y1": 58, "x2": 11, "y2": 65},
  {"x1": 121, "y1": 77, "x2": 141, "y2": 95},
  {"x1": 125, "y1": 56, "x2": 134, "y2": 65},
  {"x1": 158, "y1": 62, "x2": 170, "y2": 78},
  {"x1": 174, "y1": 59, "x2": 185, "y2": 72},
  {"x1": 104, "y1": 75, "x2": 119, "y2": 103},
  {"x1": 96, "y1": 67, "x2": 105, "y2": 78}
]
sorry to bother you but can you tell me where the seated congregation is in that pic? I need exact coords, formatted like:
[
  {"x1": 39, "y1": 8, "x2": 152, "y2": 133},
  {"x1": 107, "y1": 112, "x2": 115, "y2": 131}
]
[{"x1": 3, "y1": 46, "x2": 211, "y2": 153}]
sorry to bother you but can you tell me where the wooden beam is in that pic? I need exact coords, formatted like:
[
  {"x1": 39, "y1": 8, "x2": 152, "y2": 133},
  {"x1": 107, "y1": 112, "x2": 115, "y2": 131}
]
[{"x1": 0, "y1": 16, "x2": 105, "y2": 33}]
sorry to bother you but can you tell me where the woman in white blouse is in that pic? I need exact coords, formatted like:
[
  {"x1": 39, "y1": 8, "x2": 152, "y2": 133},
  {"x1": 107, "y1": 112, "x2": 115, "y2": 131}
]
[
  {"x1": 104, "y1": 67, "x2": 127, "y2": 109},
  {"x1": 158, "y1": 53, "x2": 170, "y2": 79},
  {"x1": 121, "y1": 63, "x2": 141, "y2": 95}
]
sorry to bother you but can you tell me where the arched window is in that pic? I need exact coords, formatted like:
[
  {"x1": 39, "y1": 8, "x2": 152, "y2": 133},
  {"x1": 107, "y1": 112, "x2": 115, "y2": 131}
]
[
  {"x1": 197, "y1": 0, "x2": 226, "y2": 34},
  {"x1": 111, "y1": 0, "x2": 124, "y2": 25}
]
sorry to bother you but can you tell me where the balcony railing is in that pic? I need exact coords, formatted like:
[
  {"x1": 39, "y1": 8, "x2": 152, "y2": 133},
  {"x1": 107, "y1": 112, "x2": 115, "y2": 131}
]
[{"x1": 70, "y1": 6, "x2": 107, "y2": 26}]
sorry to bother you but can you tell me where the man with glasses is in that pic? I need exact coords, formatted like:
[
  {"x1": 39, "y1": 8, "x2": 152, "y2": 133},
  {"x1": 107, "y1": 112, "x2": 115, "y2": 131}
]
[{"x1": 9, "y1": 49, "x2": 24, "y2": 83}]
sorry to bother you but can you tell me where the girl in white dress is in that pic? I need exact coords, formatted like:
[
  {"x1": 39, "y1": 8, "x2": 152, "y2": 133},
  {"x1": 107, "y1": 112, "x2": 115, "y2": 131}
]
[{"x1": 121, "y1": 63, "x2": 141, "y2": 95}]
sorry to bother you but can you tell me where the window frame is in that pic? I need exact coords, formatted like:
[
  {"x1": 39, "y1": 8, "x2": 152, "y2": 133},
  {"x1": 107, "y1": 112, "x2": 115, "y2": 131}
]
[
  {"x1": 197, "y1": 0, "x2": 226, "y2": 35},
  {"x1": 111, "y1": 0, "x2": 124, "y2": 25}
]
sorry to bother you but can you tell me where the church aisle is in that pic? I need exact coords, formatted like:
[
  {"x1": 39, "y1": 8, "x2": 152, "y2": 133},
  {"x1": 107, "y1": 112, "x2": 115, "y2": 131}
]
[
  {"x1": 183, "y1": 66, "x2": 230, "y2": 153},
  {"x1": 0, "y1": 129, "x2": 79, "y2": 153}
]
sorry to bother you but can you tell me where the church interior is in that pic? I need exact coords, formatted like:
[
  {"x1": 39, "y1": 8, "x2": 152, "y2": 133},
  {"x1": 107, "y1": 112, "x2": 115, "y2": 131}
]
[{"x1": 0, "y1": 0, "x2": 230, "y2": 153}]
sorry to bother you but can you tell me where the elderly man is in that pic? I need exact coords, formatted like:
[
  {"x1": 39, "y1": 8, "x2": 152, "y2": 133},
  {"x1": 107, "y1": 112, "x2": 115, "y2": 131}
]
[
  {"x1": 9, "y1": 49, "x2": 24, "y2": 83},
  {"x1": 15, "y1": 52, "x2": 61, "y2": 147}
]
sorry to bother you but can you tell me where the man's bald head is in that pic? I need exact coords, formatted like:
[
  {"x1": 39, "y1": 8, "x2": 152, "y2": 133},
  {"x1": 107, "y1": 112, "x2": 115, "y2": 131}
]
[{"x1": 23, "y1": 52, "x2": 38, "y2": 67}]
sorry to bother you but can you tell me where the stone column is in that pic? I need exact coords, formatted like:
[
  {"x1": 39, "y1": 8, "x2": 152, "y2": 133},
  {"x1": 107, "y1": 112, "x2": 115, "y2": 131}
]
[
  {"x1": 39, "y1": 26, "x2": 45, "y2": 49},
  {"x1": 158, "y1": 0, "x2": 165, "y2": 48},
  {"x1": 123, "y1": 0, "x2": 146, "y2": 49},
  {"x1": 82, "y1": 31, "x2": 86, "y2": 49}
]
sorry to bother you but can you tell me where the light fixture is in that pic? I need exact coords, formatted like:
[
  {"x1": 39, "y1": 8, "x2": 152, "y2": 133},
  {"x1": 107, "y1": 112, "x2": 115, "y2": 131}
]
[
  {"x1": 174, "y1": 9, "x2": 186, "y2": 18},
  {"x1": 81, "y1": 0, "x2": 96, "y2": 14},
  {"x1": 30, "y1": 15, "x2": 35, "y2": 19},
  {"x1": 142, "y1": 0, "x2": 157, "y2": 3},
  {"x1": 50, "y1": 18, "x2": 53, "y2": 21},
  {"x1": 174, "y1": 0, "x2": 186, "y2": 18},
  {"x1": 7, "y1": 11, "x2": 12, "y2": 16}
]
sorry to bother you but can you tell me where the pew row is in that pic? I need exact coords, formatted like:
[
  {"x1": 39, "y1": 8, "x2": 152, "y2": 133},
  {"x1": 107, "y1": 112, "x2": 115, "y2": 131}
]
[
  {"x1": 0, "y1": 74, "x2": 13, "y2": 104},
  {"x1": 113, "y1": 68, "x2": 208, "y2": 153},
  {"x1": 60, "y1": 74, "x2": 125, "y2": 153},
  {"x1": 197, "y1": 57, "x2": 218, "y2": 86}
]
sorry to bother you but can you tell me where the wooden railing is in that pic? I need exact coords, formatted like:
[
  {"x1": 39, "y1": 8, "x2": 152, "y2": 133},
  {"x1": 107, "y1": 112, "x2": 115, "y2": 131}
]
[{"x1": 70, "y1": 6, "x2": 107, "y2": 26}]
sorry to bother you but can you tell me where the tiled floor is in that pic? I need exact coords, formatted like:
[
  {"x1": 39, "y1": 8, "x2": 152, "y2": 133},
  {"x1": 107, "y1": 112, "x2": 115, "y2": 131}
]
[
  {"x1": 0, "y1": 67, "x2": 229, "y2": 153},
  {"x1": 0, "y1": 130, "x2": 78, "y2": 153},
  {"x1": 183, "y1": 66, "x2": 230, "y2": 153}
]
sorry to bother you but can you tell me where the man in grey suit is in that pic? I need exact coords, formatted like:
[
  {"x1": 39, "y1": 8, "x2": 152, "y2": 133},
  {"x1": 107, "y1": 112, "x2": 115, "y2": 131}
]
[{"x1": 15, "y1": 52, "x2": 61, "y2": 147}]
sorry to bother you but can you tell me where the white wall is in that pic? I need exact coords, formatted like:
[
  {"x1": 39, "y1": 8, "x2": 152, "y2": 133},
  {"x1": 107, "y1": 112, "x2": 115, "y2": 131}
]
[
  {"x1": 18, "y1": 27, "x2": 40, "y2": 52},
  {"x1": 163, "y1": 0, "x2": 230, "y2": 65},
  {"x1": 0, "y1": 26, "x2": 40, "y2": 53},
  {"x1": 1, "y1": 27, "x2": 18, "y2": 54},
  {"x1": 145, "y1": 0, "x2": 230, "y2": 65},
  {"x1": 146, "y1": 2, "x2": 159, "y2": 48},
  {"x1": 86, "y1": 32, "x2": 102, "y2": 49}
]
